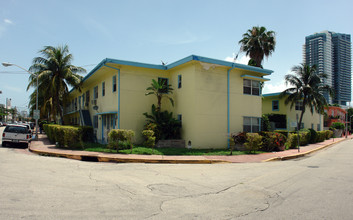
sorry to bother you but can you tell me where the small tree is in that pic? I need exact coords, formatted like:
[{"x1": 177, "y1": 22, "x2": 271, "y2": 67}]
[
  {"x1": 244, "y1": 133, "x2": 263, "y2": 153},
  {"x1": 145, "y1": 79, "x2": 174, "y2": 112}
]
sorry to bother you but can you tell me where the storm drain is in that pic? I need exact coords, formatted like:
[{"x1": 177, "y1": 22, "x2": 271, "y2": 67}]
[
  {"x1": 307, "y1": 166, "x2": 319, "y2": 168},
  {"x1": 81, "y1": 156, "x2": 99, "y2": 162}
]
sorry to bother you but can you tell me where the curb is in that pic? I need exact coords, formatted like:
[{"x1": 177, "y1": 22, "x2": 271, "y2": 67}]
[
  {"x1": 28, "y1": 146, "x2": 229, "y2": 164},
  {"x1": 263, "y1": 137, "x2": 349, "y2": 162}
]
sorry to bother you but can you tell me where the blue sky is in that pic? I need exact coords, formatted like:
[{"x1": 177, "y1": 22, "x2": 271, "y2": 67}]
[{"x1": 0, "y1": 0, "x2": 352, "y2": 112}]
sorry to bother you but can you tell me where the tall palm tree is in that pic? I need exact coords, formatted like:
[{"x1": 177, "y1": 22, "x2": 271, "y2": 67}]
[
  {"x1": 238, "y1": 26, "x2": 276, "y2": 68},
  {"x1": 280, "y1": 63, "x2": 333, "y2": 131},
  {"x1": 27, "y1": 45, "x2": 85, "y2": 124},
  {"x1": 145, "y1": 78, "x2": 174, "y2": 111}
]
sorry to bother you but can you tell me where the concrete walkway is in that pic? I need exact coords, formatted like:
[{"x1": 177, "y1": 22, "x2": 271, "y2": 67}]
[{"x1": 29, "y1": 134, "x2": 353, "y2": 164}]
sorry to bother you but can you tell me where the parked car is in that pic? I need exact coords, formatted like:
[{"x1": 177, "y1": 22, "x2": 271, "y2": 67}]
[
  {"x1": 29, "y1": 122, "x2": 35, "y2": 130},
  {"x1": 2, "y1": 124, "x2": 32, "y2": 148},
  {"x1": 0, "y1": 122, "x2": 3, "y2": 127}
]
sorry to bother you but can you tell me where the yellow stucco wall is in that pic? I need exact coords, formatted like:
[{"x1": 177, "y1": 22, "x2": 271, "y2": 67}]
[
  {"x1": 65, "y1": 60, "x2": 270, "y2": 148},
  {"x1": 262, "y1": 95, "x2": 323, "y2": 131}
]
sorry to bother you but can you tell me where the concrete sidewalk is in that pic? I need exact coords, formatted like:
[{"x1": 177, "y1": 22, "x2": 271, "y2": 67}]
[{"x1": 29, "y1": 134, "x2": 353, "y2": 164}]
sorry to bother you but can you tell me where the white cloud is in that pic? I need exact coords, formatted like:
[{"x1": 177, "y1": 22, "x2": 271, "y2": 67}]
[
  {"x1": 225, "y1": 54, "x2": 250, "y2": 65},
  {"x1": 4, "y1": 19, "x2": 13, "y2": 24},
  {"x1": 263, "y1": 80, "x2": 290, "y2": 94}
]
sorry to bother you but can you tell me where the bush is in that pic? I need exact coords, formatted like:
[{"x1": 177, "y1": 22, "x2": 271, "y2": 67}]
[
  {"x1": 316, "y1": 131, "x2": 326, "y2": 142},
  {"x1": 244, "y1": 133, "x2": 263, "y2": 153},
  {"x1": 330, "y1": 122, "x2": 345, "y2": 130},
  {"x1": 43, "y1": 124, "x2": 93, "y2": 148},
  {"x1": 285, "y1": 133, "x2": 299, "y2": 149},
  {"x1": 274, "y1": 130, "x2": 289, "y2": 137},
  {"x1": 108, "y1": 129, "x2": 135, "y2": 152},
  {"x1": 325, "y1": 130, "x2": 333, "y2": 139},
  {"x1": 260, "y1": 132, "x2": 287, "y2": 152},
  {"x1": 142, "y1": 130, "x2": 156, "y2": 148},
  {"x1": 299, "y1": 130, "x2": 311, "y2": 146},
  {"x1": 308, "y1": 129, "x2": 318, "y2": 144}
]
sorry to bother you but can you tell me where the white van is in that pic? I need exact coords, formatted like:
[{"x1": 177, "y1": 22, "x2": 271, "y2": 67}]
[{"x1": 2, "y1": 124, "x2": 32, "y2": 148}]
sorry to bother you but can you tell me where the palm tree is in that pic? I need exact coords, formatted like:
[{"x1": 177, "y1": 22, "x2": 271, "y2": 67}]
[
  {"x1": 145, "y1": 78, "x2": 174, "y2": 111},
  {"x1": 280, "y1": 63, "x2": 333, "y2": 131},
  {"x1": 27, "y1": 45, "x2": 85, "y2": 124},
  {"x1": 238, "y1": 26, "x2": 276, "y2": 68}
]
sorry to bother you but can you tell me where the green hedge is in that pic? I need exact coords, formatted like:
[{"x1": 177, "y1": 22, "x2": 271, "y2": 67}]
[
  {"x1": 108, "y1": 129, "x2": 135, "y2": 152},
  {"x1": 43, "y1": 124, "x2": 94, "y2": 148},
  {"x1": 316, "y1": 131, "x2": 326, "y2": 142},
  {"x1": 259, "y1": 131, "x2": 287, "y2": 151}
]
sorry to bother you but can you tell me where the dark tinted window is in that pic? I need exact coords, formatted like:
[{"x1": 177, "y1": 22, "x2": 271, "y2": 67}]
[{"x1": 5, "y1": 126, "x2": 27, "y2": 133}]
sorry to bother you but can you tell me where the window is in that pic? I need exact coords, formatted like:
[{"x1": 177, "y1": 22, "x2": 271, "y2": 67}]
[
  {"x1": 311, "y1": 123, "x2": 314, "y2": 129},
  {"x1": 243, "y1": 79, "x2": 260, "y2": 96},
  {"x1": 82, "y1": 94, "x2": 85, "y2": 108},
  {"x1": 178, "y1": 75, "x2": 182, "y2": 88},
  {"x1": 94, "y1": 86, "x2": 98, "y2": 99},
  {"x1": 295, "y1": 101, "x2": 303, "y2": 111},
  {"x1": 78, "y1": 96, "x2": 81, "y2": 110},
  {"x1": 177, "y1": 114, "x2": 182, "y2": 127},
  {"x1": 112, "y1": 75, "x2": 117, "y2": 92},
  {"x1": 74, "y1": 98, "x2": 77, "y2": 111},
  {"x1": 272, "y1": 100, "x2": 279, "y2": 111},
  {"x1": 317, "y1": 124, "x2": 321, "y2": 131},
  {"x1": 158, "y1": 77, "x2": 169, "y2": 93},
  {"x1": 86, "y1": 91, "x2": 90, "y2": 105},
  {"x1": 243, "y1": 117, "x2": 261, "y2": 132},
  {"x1": 93, "y1": 115, "x2": 98, "y2": 129},
  {"x1": 102, "y1": 82, "x2": 105, "y2": 96}
]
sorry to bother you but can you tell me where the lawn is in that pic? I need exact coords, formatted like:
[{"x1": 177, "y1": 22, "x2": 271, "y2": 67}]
[{"x1": 82, "y1": 143, "x2": 264, "y2": 156}]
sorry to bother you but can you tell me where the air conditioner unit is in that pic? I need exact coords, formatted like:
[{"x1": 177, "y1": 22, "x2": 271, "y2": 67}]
[{"x1": 91, "y1": 99, "x2": 97, "y2": 106}]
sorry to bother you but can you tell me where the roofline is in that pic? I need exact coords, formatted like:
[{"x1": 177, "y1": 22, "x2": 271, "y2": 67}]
[
  {"x1": 262, "y1": 92, "x2": 289, "y2": 97},
  {"x1": 71, "y1": 55, "x2": 274, "y2": 93}
]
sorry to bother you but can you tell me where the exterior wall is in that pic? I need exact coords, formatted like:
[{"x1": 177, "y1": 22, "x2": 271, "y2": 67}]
[
  {"x1": 65, "y1": 56, "x2": 272, "y2": 148},
  {"x1": 263, "y1": 94, "x2": 323, "y2": 131},
  {"x1": 324, "y1": 106, "x2": 346, "y2": 127}
]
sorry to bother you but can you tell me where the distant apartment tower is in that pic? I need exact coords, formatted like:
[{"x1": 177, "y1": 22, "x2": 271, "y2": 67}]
[{"x1": 303, "y1": 31, "x2": 352, "y2": 105}]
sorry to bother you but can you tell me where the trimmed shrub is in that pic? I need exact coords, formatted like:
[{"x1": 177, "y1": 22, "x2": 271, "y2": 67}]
[
  {"x1": 285, "y1": 133, "x2": 299, "y2": 149},
  {"x1": 108, "y1": 129, "x2": 135, "y2": 152},
  {"x1": 244, "y1": 133, "x2": 263, "y2": 153},
  {"x1": 299, "y1": 130, "x2": 311, "y2": 146},
  {"x1": 42, "y1": 124, "x2": 93, "y2": 148},
  {"x1": 260, "y1": 132, "x2": 287, "y2": 151},
  {"x1": 325, "y1": 130, "x2": 333, "y2": 139},
  {"x1": 308, "y1": 129, "x2": 318, "y2": 144},
  {"x1": 142, "y1": 130, "x2": 156, "y2": 148},
  {"x1": 316, "y1": 131, "x2": 326, "y2": 142}
]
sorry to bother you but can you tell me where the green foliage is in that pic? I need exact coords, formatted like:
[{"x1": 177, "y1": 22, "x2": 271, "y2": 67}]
[
  {"x1": 238, "y1": 26, "x2": 276, "y2": 68},
  {"x1": 43, "y1": 124, "x2": 87, "y2": 148},
  {"x1": 325, "y1": 130, "x2": 333, "y2": 139},
  {"x1": 308, "y1": 128, "x2": 318, "y2": 144},
  {"x1": 316, "y1": 131, "x2": 326, "y2": 142},
  {"x1": 260, "y1": 132, "x2": 287, "y2": 151},
  {"x1": 108, "y1": 129, "x2": 135, "y2": 152},
  {"x1": 299, "y1": 130, "x2": 311, "y2": 146},
  {"x1": 274, "y1": 130, "x2": 289, "y2": 137},
  {"x1": 143, "y1": 104, "x2": 181, "y2": 140},
  {"x1": 330, "y1": 122, "x2": 345, "y2": 130},
  {"x1": 78, "y1": 126, "x2": 94, "y2": 142},
  {"x1": 142, "y1": 130, "x2": 156, "y2": 148},
  {"x1": 261, "y1": 114, "x2": 271, "y2": 131},
  {"x1": 244, "y1": 133, "x2": 263, "y2": 153},
  {"x1": 285, "y1": 133, "x2": 299, "y2": 149},
  {"x1": 145, "y1": 78, "x2": 174, "y2": 111}
]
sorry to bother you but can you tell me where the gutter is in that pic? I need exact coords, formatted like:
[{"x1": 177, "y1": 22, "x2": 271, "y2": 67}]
[
  {"x1": 103, "y1": 64, "x2": 121, "y2": 129},
  {"x1": 227, "y1": 65, "x2": 236, "y2": 149}
]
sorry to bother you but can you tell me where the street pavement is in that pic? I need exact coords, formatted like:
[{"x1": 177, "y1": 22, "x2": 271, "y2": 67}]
[{"x1": 1, "y1": 136, "x2": 353, "y2": 219}]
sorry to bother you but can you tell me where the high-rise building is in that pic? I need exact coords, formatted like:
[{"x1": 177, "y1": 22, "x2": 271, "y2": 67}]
[{"x1": 303, "y1": 31, "x2": 352, "y2": 105}]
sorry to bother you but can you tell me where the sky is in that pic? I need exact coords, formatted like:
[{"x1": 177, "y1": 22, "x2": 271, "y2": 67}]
[{"x1": 0, "y1": 0, "x2": 352, "y2": 112}]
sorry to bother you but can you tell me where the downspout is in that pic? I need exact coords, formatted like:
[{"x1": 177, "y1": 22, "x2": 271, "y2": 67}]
[
  {"x1": 103, "y1": 64, "x2": 121, "y2": 129},
  {"x1": 227, "y1": 65, "x2": 236, "y2": 149}
]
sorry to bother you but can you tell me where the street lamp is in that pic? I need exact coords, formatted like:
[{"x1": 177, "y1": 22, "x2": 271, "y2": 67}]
[{"x1": 2, "y1": 62, "x2": 39, "y2": 140}]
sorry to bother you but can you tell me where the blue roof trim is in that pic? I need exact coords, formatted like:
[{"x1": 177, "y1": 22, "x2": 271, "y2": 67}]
[
  {"x1": 241, "y1": 74, "x2": 270, "y2": 81},
  {"x1": 63, "y1": 110, "x2": 79, "y2": 116},
  {"x1": 95, "y1": 111, "x2": 118, "y2": 115},
  {"x1": 70, "y1": 55, "x2": 274, "y2": 93},
  {"x1": 262, "y1": 92, "x2": 289, "y2": 97}
]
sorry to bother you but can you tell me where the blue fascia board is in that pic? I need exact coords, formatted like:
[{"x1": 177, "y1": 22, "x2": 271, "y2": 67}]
[
  {"x1": 262, "y1": 92, "x2": 290, "y2": 97},
  {"x1": 63, "y1": 110, "x2": 79, "y2": 116},
  {"x1": 241, "y1": 74, "x2": 270, "y2": 81},
  {"x1": 71, "y1": 55, "x2": 274, "y2": 93},
  {"x1": 95, "y1": 111, "x2": 118, "y2": 115}
]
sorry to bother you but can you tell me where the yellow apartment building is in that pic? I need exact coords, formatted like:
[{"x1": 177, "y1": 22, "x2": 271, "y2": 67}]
[
  {"x1": 64, "y1": 55, "x2": 273, "y2": 148},
  {"x1": 262, "y1": 93, "x2": 324, "y2": 131}
]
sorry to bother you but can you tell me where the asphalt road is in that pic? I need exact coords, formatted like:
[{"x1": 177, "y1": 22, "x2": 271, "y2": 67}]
[{"x1": 1, "y1": 128, "x2": 353, "y2": 219}]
